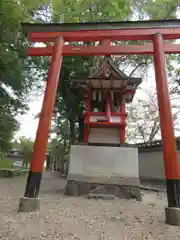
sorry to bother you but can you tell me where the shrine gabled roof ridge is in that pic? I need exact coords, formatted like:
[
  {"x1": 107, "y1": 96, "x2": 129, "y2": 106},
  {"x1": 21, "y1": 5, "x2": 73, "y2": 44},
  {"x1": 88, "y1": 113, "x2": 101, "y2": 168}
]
[
  {"x1": 105, "y1": 57, "x2": 134, "y2": 80},
  {"x1": 89, "y1": 56, "x2": 127, "y2": 79},
  {"x1": 89, "y1": 56, "x2": 142, "y2": 85}
]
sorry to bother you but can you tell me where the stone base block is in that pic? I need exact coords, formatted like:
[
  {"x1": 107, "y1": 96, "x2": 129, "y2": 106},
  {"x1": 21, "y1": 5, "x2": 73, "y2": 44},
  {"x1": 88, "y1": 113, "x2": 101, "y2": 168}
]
[
  {"x1": 165, "y1": 207, "x2": 180, "y2": 226},
  {"x1": 18, "y1": 197, "x2": 40, "y2": 212},
  {"x1": 65, "y1": 181, "x2": 141, "y2": 201}
]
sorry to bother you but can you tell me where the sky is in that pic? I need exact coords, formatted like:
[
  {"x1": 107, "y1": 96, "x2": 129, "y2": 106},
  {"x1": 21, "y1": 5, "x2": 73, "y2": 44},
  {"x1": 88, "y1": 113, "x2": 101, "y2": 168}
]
[{"x1": 15, "y1": 94, "x2": 44, "y2": 140}]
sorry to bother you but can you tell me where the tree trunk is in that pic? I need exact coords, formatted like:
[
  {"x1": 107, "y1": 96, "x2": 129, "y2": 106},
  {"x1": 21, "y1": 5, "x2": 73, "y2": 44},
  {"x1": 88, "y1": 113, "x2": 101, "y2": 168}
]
[
  {"x1": 49, "y1": 154, "x2": 54, "y2": 171},
  {"x1": 69, "y1": 119, "x2": 75, "y2": 145},
  {"x1": 23, "y1": 158, "x2": 28, "y2": 168},
  {"x1": 53, "y1": 158, "x2": 56, "y2": 171},
  {"x1": 78, "y1": 115, "x2": 84, "y2": 142},
  {"x1": 46, "y1": 154, "x2": 51, "y2": 170},
  {"x1": 61, "y1": 140, "x2": 67, "y2": 174},
  {"x1": 55, "y1": 155, "x2": 61, "y2": 172}
]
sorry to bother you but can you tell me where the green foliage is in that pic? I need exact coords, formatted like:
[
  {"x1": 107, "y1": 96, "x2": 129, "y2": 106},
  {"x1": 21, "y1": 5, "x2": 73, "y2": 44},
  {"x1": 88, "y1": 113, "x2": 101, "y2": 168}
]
[
  {"x1": 0, "y1": 168, "x2": 28, "y2": 178},
  {"x1": 0, "y1": 1, "x2": 48, "y2": 153},
  {"x1": 14, "y1": 137, "x2": 34, "y2": 167},
  {"x1": 1, "y1": 0, "x2": 179, "y2": 148},
  {"x1": 56, "y1": 56, "x2": 91, "y2": 119},
  {"x1": 51, "y1": 1, "x2": 134, "y2": 142},
  {"x1": 51, "y1": 0, "x2": 179, "y2": 23},
  {"x1": 49, "y1": 0, "x2": 180, "y2": 144},
  {"x1": 144, "y1": 0, "x2": 179, "y2": 19},
  {"x1": 52, "y1": 0, "x2": 133, "y2": 22},
  {"x1": 0, "y1": 106, "x2": 19, "y2": 153},
  {"x1": 131, "y1": 0, "x2": 179, "y2": 20},
  {"x1": 0, "y1": 159, "x2": 13, "y2": 169},
  {"x1": 49, "y1": 119, "x2": 71, "y2": 171}
]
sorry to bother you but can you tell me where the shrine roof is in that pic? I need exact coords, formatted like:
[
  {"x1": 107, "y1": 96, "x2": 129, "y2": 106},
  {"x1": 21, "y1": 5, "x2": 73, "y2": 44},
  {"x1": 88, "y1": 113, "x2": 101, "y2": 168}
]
[
  {"x1": 22, "y1": 19, "x2": 180, "y2": 33},
  {"x1": 72, "y1": 57, "x2": 142, "y2": 89},
  {"x1": 89, "y1": 57, "x2": 141, "y2": 81}
]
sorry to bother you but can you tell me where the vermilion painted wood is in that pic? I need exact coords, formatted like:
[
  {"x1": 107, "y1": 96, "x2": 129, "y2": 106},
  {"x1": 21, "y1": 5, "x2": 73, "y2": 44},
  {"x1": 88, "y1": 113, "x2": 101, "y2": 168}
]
[
  {"x1": 30, "y1": 37, "x2": 64, "y2": 173},
  {"x1": 105, "y1": 92, "x2": 111, "y2": 122},
  {"x1": 84, "y1": 112, "x2": 127, "y2": 117},
  {"x1": 153, "y1": 34, "x2": 179, "y2": 179},
  {"x1": 84, "y1": 124, "x2": 88, "y2": 143},
  {"x1": 84, "y1": 88, "x2": 92, "y2": 142},
  {"x1": 102, "y1": 39, "x2": 111, "y2": 47},
  {"x1": 85, "y1": 122, "x2": 125, "y2": 127},
  {"x1": 28, "y1": 28, "x2": 180, "y2": 42},
  {"x1": 28, "y1": 43, "x2": 180, "y2": 56},
  {"x1": 102, "y1": 39, "x2": 111, "y2": 57}
]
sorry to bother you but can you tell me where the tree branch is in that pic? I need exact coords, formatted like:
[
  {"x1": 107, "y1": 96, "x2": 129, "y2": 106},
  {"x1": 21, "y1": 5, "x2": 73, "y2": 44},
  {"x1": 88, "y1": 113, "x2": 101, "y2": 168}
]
[{"x1": 128, "y1": 56, "x2": 150, "y2": 77}]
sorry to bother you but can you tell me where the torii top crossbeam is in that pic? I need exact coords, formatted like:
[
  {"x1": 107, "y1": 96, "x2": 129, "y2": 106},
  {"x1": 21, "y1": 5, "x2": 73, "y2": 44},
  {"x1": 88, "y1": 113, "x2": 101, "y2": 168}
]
[
  {"x1": 23, "y1": 19, "x2": 180, "y2": 56},
  {"x1": 23, "y1": 19, "x2": 180, "y2": 41}
]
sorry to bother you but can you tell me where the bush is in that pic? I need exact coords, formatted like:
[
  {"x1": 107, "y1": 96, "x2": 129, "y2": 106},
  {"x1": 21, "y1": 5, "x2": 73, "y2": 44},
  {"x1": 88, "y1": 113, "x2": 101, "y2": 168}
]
[
  {"x1": 0, "y1": 159, "x2": 13, "y2": 169},
  {"x1": 0, "y1": 168, "x2": 28, "y2": 178}
]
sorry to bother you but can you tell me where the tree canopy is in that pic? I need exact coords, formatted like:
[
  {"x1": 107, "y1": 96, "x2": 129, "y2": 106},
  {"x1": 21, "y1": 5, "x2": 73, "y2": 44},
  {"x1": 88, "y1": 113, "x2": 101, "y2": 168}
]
[
  {"x1": 1, "y1": 0, "x2": 180, "y2": 153},
  {"x1": 50, "y1": 0, "x2": 180, "y2": 143},
  {"x1": 0, "y1": 1, "x2": 48, "y2": 152},
  {"x1": 13, "y1": 136, "x2": 34, "y2": 167}
]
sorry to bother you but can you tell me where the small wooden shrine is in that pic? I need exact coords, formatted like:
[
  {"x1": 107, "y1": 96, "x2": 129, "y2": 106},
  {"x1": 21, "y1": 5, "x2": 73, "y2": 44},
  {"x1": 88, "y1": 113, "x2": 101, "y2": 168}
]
[{"x1": 76, "y1": 57, "x2": 142, "y2": 146}]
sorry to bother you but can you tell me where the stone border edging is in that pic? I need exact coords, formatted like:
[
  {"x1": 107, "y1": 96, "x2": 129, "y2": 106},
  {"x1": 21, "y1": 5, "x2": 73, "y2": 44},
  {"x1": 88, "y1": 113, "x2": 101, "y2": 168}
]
[{"x1": 140, "y1": 185, "x2": 165, "y2": 192}]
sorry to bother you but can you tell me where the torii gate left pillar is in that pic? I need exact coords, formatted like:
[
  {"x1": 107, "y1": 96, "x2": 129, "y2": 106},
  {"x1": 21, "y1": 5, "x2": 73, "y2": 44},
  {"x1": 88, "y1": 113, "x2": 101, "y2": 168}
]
[{"x1": 18, "y1": 37, "x2": 64, "y2": 212}]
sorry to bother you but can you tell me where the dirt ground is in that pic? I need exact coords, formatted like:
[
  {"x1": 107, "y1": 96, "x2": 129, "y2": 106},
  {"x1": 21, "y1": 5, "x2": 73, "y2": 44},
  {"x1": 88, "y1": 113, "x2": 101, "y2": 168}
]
[{"x1": 0, "y1": 172, "x2": 180, "y2": 240}]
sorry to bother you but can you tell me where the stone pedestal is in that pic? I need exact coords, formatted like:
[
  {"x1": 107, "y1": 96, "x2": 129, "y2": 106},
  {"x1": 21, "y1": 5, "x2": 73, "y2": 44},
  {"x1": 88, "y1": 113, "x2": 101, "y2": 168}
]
[
  {"x1": 65, "y1": 145, "x2": 141, "y2": 200},
  {"x1": 165, "y1": 207, "x2": 180, "y2": 226},
  {"x1": 18, "y1": 197, "x2": 40, "y2": 212}
]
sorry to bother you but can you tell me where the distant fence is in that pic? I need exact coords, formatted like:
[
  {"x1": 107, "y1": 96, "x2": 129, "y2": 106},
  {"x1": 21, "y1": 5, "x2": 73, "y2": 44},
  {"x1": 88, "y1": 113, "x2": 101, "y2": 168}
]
[{"x1": 136, "y1": 137, "x2": 180, "y2": 181}]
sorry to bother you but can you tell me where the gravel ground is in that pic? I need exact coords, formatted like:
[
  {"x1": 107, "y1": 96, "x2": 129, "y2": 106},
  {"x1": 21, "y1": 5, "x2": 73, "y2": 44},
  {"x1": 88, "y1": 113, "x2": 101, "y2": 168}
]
[{"x1": 0, "y1": 172, "x2": 180, "y2": 240}]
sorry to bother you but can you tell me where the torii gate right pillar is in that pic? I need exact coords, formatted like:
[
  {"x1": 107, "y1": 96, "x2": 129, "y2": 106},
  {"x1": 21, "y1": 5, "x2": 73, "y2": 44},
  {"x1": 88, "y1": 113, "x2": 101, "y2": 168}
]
[{"x1": 153, "y1": 33, "x2": 180, "y2": 226}]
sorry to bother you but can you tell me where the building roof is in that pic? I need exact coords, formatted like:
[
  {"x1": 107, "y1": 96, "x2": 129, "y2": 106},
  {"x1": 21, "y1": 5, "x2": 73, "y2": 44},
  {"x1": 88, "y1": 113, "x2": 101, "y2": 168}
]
[{"x1": 135, "y1": 137, "x2": 180, "y2": 152}]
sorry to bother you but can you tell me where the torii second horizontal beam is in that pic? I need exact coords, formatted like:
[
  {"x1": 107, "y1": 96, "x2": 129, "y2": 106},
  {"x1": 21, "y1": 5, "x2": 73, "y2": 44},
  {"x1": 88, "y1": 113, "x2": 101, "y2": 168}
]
[{"x1": 28, "y1": 43, "x2": 180, "y2": 56}]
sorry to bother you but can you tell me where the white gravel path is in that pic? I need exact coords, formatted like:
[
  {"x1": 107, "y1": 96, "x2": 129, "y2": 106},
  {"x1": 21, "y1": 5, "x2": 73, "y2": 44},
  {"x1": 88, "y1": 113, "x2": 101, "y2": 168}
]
[{"x1": 0, "y1": 172, "x2": 180, "y2": 240}]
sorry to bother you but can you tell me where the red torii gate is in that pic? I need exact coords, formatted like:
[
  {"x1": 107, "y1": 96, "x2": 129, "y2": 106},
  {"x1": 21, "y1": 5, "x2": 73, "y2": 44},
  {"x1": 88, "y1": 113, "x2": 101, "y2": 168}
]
[{"x1": 20, "y1": 20, "x2": 180, "y2": 225}]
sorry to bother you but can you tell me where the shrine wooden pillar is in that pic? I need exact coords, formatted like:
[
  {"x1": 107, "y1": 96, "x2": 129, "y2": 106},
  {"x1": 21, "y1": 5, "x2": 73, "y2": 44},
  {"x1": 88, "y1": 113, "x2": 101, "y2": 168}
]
[
  {"x1": 84, "y1": 88, "x2": 92, "y2": 142},
  {"x1": 120, "y1": 103, "x2": 126, "y2": 144},
  {"x1": 78, "y1": 113, "x2": 84, "y2": 142},
  {"x1": 153, "y1": 33, "x2": 180, "y2": 208},
  {"x1": 105, "y1": 91, "x2": 111, "y2": 122},
  {"x1": 23, "y1": 37, "x2": 64, "y2": 199}
]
